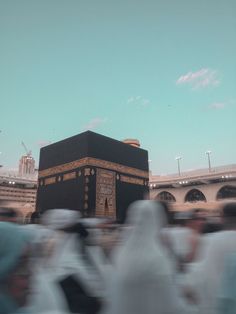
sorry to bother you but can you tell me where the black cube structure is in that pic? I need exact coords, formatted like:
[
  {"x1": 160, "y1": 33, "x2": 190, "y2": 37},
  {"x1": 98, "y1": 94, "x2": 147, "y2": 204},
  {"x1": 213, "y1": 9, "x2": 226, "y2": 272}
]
[{"x1": 36, "y1": 131, "x2": 149, "y2": 222}]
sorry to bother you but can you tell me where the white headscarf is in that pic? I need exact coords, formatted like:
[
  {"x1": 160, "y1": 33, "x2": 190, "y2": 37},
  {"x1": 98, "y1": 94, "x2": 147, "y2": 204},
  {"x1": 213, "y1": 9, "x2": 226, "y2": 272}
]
[
  {"x1": 115, "y1": 200, "x2": 167, "y2": 271},
  {"x1": 105, "y1": 201, "x2": 194, "y2": 314},
  {"x1": 183, "y1": 230, "x2": 236, "y2": 314},
  {"x1": 27, "y1": 209, "x2": 103, "y2": 313},
  {"x1": 40, "y1": 209, "x2": 103, "y2": 293},
  {"x1": 40, "y1": 209, "x2": 81, "y2": 230}
]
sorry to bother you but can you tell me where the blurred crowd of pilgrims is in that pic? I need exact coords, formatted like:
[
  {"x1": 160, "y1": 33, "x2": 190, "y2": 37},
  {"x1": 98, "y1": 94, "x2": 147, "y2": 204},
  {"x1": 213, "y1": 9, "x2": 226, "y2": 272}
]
[{"x1": 0, "y1": 200, "x2": 236, "y2": 314}]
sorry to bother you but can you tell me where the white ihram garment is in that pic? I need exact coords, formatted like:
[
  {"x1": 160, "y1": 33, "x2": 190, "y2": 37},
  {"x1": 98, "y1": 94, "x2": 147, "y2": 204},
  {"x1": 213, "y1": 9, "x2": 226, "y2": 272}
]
[
  {"x1": 104, "y1": 200, "x2": 196, "y2": 314},
  {"x1": 184, "y1": 230, "x2": 236, "y2": 314},
  {"x1": 28, "y1": 209, "x2": 103, "y2": 313}
]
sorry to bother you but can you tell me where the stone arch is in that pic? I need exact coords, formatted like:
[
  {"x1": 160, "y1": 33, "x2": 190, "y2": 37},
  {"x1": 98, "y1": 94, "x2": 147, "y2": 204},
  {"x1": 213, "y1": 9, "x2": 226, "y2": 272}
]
[
  {"x1": 185, "y1": 189, "x2": 207, "y2": 203},
  {"x1": 156, "y1": 191, "x2": 176, "y2": 203},
  {"x1": 216, "y1": 185, "x2": 236, "y2": 200}
]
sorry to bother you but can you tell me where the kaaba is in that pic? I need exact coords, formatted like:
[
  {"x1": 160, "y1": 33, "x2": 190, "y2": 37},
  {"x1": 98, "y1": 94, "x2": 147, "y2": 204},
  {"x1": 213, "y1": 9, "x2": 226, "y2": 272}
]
[{"x1": 36, "y1": 131, "x2": 149, "y2": 222}]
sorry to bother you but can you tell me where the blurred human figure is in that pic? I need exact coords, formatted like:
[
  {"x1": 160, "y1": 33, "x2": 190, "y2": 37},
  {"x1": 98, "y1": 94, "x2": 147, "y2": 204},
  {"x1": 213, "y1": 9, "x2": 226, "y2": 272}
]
[
  {"x1": 99, "y1": 225, "x2": 120, "y2": 261},
  {"x1": 158, "y1": 201, "x2": 175, "y2": 226},
  {"x1": 104, "y1": 200, "x2": 197, "y2": 314},
  {"x1": 23, "y1": 218, "x2": 55, "y2": 268},
  {"x1": 29, "y1": 209, "x2": 102, "y2": 314},
  {"x1": 201, "y1": 221, "x2": 222, "y2": 234},
  {"x1": 30, "y1": 211, "x2": 41, "y2": 224},
  {"x1": 163, "y1": 211, "x2": 194, "y2": 273},
  {"x1": 82, "y1": 218, "x2": 116, "y2": 287},
  {"x1": 183, "y1": 209, "x2": 206, "y2": 264},
  {"x1": 0, "y1": 222, "x2": 31, "y2": 313},
  {"x1": 217, "y1": 252, "x2": 236, "y2": 314},
  {"x1": 183, "y1": 202, "x2": 236, "y2": 314},
  {"x1": 0, "y1": 207, "x2": 19, "y2": 224},
  {"x1": 158, "y1": 202, "x2": 176, "y2": 257}
]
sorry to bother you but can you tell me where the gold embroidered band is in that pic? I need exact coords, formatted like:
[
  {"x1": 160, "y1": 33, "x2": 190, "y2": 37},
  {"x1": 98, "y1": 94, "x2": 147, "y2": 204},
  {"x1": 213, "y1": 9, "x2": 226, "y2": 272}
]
[{"x1": 38, "y1": 157, "x2": 149, "y2": 179}]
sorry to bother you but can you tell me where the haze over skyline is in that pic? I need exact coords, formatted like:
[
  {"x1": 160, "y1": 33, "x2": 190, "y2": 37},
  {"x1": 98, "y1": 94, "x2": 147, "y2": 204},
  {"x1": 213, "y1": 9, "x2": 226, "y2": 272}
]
[{"x1": 1, "y1": 0, "x2": 236, "y2": 174}]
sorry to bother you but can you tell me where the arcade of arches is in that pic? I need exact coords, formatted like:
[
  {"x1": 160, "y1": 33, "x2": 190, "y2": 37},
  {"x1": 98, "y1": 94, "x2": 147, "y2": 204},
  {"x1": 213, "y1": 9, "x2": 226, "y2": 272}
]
[{"x1": 152, "y1": 183, "x2": 236, "y2": 212}]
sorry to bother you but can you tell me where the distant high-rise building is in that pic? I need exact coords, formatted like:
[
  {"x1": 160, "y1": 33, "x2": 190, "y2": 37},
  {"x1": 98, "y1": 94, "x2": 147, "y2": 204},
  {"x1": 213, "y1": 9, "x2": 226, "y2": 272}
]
[{"x1": 19, "y1": 155, "x2": 35, "y2": 177}]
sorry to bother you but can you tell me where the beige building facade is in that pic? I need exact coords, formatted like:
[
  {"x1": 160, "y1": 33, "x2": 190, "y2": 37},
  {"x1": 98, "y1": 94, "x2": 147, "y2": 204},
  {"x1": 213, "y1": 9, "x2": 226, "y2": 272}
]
[
  {"x1": 149, "y1": 164, "x2": 236, "y2": 213},
  {"x1": 0, "y1": 174, "x2": 37, "y2": 222}
]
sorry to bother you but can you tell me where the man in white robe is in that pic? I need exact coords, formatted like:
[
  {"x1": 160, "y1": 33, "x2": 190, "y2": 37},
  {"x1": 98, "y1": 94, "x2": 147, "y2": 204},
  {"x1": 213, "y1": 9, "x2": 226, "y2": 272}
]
[
  {"x1": 217, "y1": 252, "x2": 236, "y2": 314},
  {"x1": 183, "y1": 202, "x2": 236, "y2": 314},
  {"x1": 104, "y1": 200, "x2": 197, "y2": 314},
  {"x1": 28, "y1": 209, "x2": 104, "y2": 313}
]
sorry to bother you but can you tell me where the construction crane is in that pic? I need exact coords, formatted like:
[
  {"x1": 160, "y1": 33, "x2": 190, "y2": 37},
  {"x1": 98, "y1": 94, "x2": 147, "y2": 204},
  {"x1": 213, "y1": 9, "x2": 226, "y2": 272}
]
[{"x1": 21, "y1": 141, "x2": 32, "y2": 158}]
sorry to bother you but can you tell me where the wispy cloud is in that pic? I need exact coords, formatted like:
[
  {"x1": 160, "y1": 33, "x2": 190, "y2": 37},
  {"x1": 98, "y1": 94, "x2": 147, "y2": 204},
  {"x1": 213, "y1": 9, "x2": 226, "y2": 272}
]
[
  {"x1": 83, "y1": 117, "x2": 107, "y2": 131},
  {"x1": 176, "y1": 68, "x2": 220, "y2": 90},
  {"x1": 209, "y1": 102, "x2": 226, "y2": 110},
  {"x1": 127, "y1": 96, "x2": 150, "y2": 106}
]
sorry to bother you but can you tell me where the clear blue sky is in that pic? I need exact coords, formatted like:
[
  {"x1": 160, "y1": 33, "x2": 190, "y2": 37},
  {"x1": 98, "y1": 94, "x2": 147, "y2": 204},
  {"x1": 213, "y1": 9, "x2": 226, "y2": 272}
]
[{"x1": 0, "y1": 0, "x2": 235, "y2": 174}]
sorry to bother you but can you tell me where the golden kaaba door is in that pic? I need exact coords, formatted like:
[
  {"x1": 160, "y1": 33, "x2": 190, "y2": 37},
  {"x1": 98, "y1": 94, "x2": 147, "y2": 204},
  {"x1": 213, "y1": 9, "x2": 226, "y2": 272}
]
[{"x1": 95, "y1": 168, "x2": 116, "y2": 218}]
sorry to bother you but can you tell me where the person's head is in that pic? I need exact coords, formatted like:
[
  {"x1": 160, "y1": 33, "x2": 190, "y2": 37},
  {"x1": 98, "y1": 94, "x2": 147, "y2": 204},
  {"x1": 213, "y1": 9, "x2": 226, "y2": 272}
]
[
  {"x1": 185, "y1": 208, "x2": 206, "y2": 233},
  {"x1": 202, "y1": 222, "x2": 222, "y2": 234},
  {"x1": 158, "y1": 201, "x2": 174, "y2": 225},
  {"x1": 0, "y1": 208, "x2": 19, "y2": 224},
  {"x1": 30, "y1": 211, "x2": 41, "y2": 224},
  {"x1": 41, "y1": 208, "x2": 82, "y2": 233},
  {"x1": 65, "y1": 222, "x2": 89, "y2": 239},
  {"x1": 41, "y1": 208, "x2": 79, "y2": 228},
  {"x1": 126, "y1": 200, "x2": 167, "y2": 238},
  {"x1": 0, "y1": 222, "x2": 31, "y2": 309},
  {"x1": 174, "y1": 211, "x2": 190, "y2": 226},
  {"x1": 117, "y1": 201, "x2": 168, "y2": 269},
  {"x1": 222, "y1": 202, "x2": 236, "y2": 229}
]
